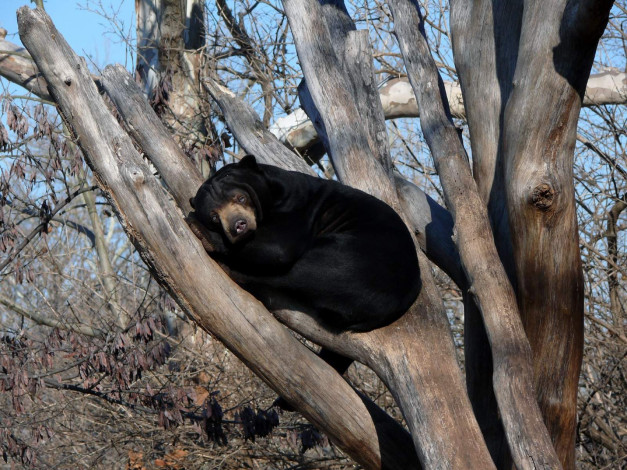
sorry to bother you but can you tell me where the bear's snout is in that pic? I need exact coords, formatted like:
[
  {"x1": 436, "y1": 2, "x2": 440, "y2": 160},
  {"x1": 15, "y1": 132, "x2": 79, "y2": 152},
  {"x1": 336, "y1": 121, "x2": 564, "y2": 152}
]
[
  {"x1": 234, "y1": 219, "x2": 247, "y2": 234},
  {"x1": 224, "y1": 211, "x2": 255, "y2": 243}
]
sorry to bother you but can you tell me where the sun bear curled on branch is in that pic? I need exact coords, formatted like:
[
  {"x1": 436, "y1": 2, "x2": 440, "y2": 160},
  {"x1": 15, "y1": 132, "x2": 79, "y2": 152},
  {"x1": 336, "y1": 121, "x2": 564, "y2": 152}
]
[{"x1": 189, "y1": 155, "x2": 421, "y2": 370}]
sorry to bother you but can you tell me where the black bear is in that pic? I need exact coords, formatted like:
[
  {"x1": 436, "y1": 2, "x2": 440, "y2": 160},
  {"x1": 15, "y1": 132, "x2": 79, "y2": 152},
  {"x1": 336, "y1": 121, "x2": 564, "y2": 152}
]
[{"x1": 189, "y1": 155, "x2": 420, "y2": 372}]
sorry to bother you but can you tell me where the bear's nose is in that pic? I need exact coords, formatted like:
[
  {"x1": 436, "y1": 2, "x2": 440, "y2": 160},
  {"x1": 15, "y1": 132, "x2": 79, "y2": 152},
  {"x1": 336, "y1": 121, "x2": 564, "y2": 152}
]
[{"x1": 234, "y1": 219, "x2": 247, "y2": 234}]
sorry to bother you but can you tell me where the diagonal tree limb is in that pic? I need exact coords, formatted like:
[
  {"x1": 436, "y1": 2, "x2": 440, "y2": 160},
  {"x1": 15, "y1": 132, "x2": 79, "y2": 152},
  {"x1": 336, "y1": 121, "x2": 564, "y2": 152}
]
[{"x1": 0, "y1": 33, "x2": 52, "y2": 101}]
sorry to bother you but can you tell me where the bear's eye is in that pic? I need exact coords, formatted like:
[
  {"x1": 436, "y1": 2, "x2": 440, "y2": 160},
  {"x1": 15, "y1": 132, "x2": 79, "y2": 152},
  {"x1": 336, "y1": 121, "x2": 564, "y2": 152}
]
[
  {"x1": 237, "y1": 195, "x2": 246, "y2": 204},
  {"x1": 210, "y1": 213, "x2": 219, "y2": 224}
]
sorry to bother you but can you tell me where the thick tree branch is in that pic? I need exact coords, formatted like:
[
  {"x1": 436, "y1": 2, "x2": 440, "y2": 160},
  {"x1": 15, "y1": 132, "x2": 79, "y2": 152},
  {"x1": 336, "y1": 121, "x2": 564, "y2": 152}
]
[
  {"x1": 269, "y1": 71, "x2": 626, "y2": 156},
  {"x1": 449, "y1": 1, "x2": 522, "y2": 464},
  {"x1": 202, "y1": 76, "x2": 315, "y2": 174},
  {"x1": 498, "y1": 1, "x2": 613, "y2": 467},
  {"x1": 0, "y1": 32, "x2": 51, "y2": 101}
]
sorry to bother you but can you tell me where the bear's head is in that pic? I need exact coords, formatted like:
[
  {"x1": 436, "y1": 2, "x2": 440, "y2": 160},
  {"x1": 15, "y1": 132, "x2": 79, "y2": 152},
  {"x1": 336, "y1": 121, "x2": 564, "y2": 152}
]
[{"x1": 190, "y1": 155, "x2": 270, "y2": 246}]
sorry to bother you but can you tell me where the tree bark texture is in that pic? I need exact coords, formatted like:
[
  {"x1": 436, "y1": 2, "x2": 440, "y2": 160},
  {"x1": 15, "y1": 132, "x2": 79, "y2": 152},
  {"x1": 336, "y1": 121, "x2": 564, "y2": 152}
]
[
  {"x1": 152, "y1": 0, "x2": 215, "y2": 173},
  {"x1": 449, "y1": 2, "x2": 523, "y2": 465},
  {"x1": 17, "y1": 7, "x2": 422, "y2": 469},
  {"x1": 134, "y1": 0, "x2": 161, "y2": 97},
  {"x1": 386, "y1": 0, "x2": 564, "y2": 468},
  {"x1": 0, "y1": 32, "x2": 52, "y2": 101},
  {"x1": 451, "y1": 1, "x2": 614, "y2": 468}
]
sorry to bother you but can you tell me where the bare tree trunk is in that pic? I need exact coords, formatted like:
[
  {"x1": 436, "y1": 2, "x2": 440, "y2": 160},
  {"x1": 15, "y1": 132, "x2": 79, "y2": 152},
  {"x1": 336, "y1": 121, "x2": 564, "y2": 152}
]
[
  {"x1": 449, "y1": 2, "x2": 522, "y2": 466},
  {"x1": 452, "y1": 1, "x2": 614, "y2": 468},
  {"x1": 0, "y1": 29, "x2": 52, "y2": 101},
  {"x1": 281, "y1": 0, "x2": 493, "y2": 467},
  {"x1": 135, "y1": 0, "x2": 161, "y2": 97},
  {"x1": 501, "y1": 3, "x2": 612, "y2": 468},
  {"x1": 386, "y1": 0, "x2": 564, "y2": 467},
  {"x1": 138, "y1": 0, "x2": 218, "y2": 176}
]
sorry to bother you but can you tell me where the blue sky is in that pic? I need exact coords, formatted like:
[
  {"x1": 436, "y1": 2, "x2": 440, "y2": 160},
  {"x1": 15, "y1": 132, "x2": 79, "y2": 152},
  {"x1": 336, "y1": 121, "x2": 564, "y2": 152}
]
[{"x1": 1, "y1": 0, "x2": 134, "y2": 68}]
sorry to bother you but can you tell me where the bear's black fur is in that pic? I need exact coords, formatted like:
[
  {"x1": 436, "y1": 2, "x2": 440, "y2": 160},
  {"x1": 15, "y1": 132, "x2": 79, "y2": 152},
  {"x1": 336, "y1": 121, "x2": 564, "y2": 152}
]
[{"x1": 190, "y1": 155, "x2": 421, "y2": 336}]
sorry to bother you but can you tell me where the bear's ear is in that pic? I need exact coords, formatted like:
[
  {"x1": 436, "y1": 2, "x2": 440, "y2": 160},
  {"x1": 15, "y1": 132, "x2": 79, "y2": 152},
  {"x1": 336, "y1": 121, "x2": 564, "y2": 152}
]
[
  {"x1": 239, "y1": 154, "x2": 259, "y2": 170},
  {"x1": 189, "y1": 197, "x2": 196, "y2": 209}
]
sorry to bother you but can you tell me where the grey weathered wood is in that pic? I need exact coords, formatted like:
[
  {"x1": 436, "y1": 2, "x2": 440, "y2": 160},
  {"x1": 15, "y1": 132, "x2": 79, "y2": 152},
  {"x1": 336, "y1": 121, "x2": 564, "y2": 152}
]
[
  {"x1": 499, "y1": 2, "x2": 613, "y2": 468},
  {"x1": 387, "y1": 0, "x2": 563, "y2": 468},
  {"x1": 269, "y1": 71, "x2": 626, "y2": 160},
  {"x1": 202, "y1": 77, "x2": 316, "y2": 174},
  {"x1": 3, "y1": 32, "x2": 624, "y2": 155},
  {"x1": 157, "y1": 0, "x2": 208, "y2": 152},
  {"x1": 17, "y1": 7, "x2": 419, "y2": 469},
  {"x1": 320, "y1": 0, "x2": 392, "y2": 171},
  {"x1": 281, "y1": 0, "x2": 495, "y2": 467},
  {"x1": 449, "y1": 1, "x2": 521, "y2": 465},
  {"x1": 0, "y1": 34, "x2": 51, "y2": 101},
  {"x1": 101, "y1": 65, "x2": 203, "y2": 213},
  {"x1": 282, "y1": 0, "x2": 397, "y2": 206},
  {"x1": 134, "y1": 0, "x2": 160, "y2": 97},
  {"x1": 395, "y1": 176, "x2": 465, "y2": 288}
]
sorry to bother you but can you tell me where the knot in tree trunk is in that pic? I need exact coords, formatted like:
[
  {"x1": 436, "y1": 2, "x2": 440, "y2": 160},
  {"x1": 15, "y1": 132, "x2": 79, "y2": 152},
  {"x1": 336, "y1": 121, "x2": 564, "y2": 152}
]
[{"x1": 530, "y1": 183, "x2": 555, "y2": 211}]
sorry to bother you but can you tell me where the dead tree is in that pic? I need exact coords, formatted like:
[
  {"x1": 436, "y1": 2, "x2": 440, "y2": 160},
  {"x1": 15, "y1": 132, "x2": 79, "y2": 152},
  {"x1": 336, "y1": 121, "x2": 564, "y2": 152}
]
[{"x1": 8, "y1": 0, "x2": 616, "y2": 468}]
